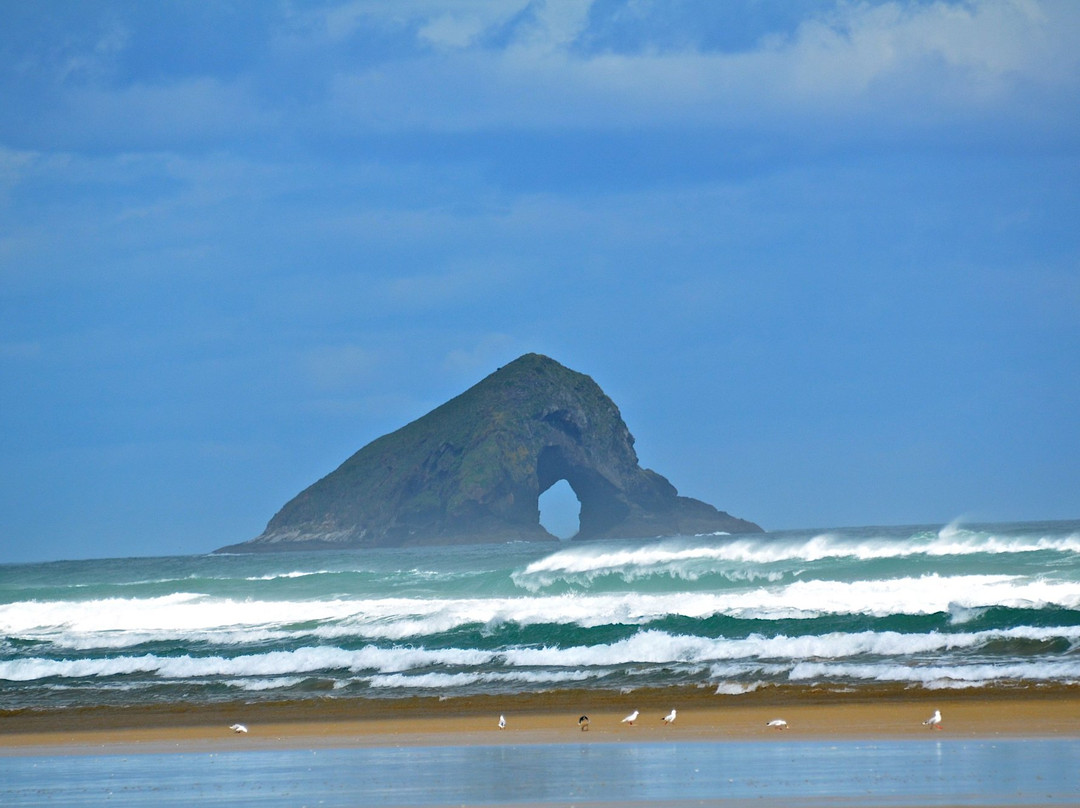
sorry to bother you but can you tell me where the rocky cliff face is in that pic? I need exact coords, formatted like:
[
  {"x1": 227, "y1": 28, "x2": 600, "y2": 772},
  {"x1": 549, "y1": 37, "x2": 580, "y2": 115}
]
[{"x1": 217, "y1": 354, "x2": 761, "y2": 552}]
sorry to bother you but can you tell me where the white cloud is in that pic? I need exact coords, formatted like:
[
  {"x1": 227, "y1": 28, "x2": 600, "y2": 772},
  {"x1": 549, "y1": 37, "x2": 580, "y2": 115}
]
[
  {"x1": 418, "y1": 14, "x2": 490, "y2": 49},
  {"x1": 776, "y1": 0, "x2": 1077, "y2": 102},
  {"x1": 314, "y1": 0, "x2": 589, "y2": 53},
  {"x1": 312, "y1": 0, "x2": 530, "y2": 45},
  {"x1": 382, "y1": 262, "x2": 519, "y2": 310},
  {"x1": 60, "y1": 76, "x2": 279, "y2": 146},
  {"x1": 440, "y1": 334, "x2": 519, "y2": 377},
  {"x1": 0, "y1": 145, "x2": 39, "y2": 203},
  {"x1": 315, "y1": 0, "x2": 1079, "y2": 136},
  {"x1": 505, "y1": 0, "x2": 594, "y2": 53},
  {"x1": 301, "y1": 344, "x2": 383, "y2": 391},
  {"x1": 10, "y1": 2, "x2": 1076, "y2": 153},
  {"x1": 412, "y1": 0, "x2": 593, "y2": 51}
]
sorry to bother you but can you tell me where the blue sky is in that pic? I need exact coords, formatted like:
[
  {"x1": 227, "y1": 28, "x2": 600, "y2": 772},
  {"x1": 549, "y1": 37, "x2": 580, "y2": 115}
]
[{"x1": 2, "y1": 0, "x2": 1078, "y2": 563}]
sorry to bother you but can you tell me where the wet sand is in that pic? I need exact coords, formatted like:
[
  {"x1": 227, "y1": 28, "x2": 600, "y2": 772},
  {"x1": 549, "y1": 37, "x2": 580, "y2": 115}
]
[{"x1": 4, "y1": 686, "x2": 1080, "y2": 755}]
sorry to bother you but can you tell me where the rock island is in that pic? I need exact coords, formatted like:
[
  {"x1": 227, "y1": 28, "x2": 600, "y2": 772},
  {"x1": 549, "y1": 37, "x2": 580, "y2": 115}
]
[{"x1": 217, "y1": 353, "x2": 760, "y2": 552}]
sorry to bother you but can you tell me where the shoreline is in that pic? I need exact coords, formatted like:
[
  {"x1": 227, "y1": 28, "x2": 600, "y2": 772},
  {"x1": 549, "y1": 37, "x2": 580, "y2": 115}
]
[{"x1": 4, "y1": 686, "x2": 1080, "y2": 755}]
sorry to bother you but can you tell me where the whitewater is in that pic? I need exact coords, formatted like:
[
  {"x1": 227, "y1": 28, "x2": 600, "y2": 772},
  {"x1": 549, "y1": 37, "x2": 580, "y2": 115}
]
[{"x1": 2, "y1": 520, "x2": 1079, "y2": 710}]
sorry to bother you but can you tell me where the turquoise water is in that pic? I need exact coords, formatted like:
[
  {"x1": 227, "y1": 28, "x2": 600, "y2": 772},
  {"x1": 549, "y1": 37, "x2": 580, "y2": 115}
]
[
  {"x1": 3, "y1": 739, "x2": 1079, "y2": 806},
  {"x1": 2, "y1": 520, "x2": 1080, "y2": 710}
]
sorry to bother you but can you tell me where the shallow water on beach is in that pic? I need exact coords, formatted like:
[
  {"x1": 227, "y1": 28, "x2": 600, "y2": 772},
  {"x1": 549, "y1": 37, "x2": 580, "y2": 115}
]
[{"x1": 3, "y1": 739, "x2": 1079, "y2": 807}]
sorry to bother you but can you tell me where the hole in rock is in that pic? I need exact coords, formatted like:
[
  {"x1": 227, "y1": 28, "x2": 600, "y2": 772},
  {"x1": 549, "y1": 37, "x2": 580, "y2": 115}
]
[{"x1": 538, "y1": 479, "x2": 580, "y2": 539}]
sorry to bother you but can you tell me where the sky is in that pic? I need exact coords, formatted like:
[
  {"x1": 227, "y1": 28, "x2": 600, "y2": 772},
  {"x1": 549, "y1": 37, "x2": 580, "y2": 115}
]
[{"x1": 1, "y1": 0, "x2": 1078, "y2": 563}]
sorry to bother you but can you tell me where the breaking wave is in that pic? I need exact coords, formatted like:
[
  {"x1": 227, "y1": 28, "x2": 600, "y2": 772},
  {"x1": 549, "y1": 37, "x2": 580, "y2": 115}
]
[{"x1": 3, "y1": 519, "x2": 1080, "y2": 707}]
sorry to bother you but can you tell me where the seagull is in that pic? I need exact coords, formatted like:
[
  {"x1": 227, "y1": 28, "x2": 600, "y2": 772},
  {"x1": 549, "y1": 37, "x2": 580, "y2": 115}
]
[
  {"x1": 229, "y1": 723, "x2": 248, "y2": 734},
  {"x1": 621, "y1": 710, "x2": 639, "y2": 726},
  {"x1": 923, "y1": 710, "x2": 943, "y2": 730},
  {"x1": 498, "y1": 714, "x2": 506, "y2": 730},
  {"x1": 662, "y1": 709, "x2": 677, "y2": 725},
  {"x1": 578, "y1": 715, "x2": 590, "y2": 731},
  {"x1": 766, "y1": 719, "x2": 788, "y2": 730}
]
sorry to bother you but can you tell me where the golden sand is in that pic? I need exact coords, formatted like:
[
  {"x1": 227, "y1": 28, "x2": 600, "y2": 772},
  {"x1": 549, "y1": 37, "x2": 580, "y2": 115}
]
[{"x1": 3, "y1": 686, "x2": 1079, "y2": 755}]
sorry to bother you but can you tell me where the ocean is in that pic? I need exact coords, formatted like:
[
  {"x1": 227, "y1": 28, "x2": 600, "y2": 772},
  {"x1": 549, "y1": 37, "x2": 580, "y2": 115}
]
[{"x1": 3, "y1": 519, "x2": 1080, "y2": 712}]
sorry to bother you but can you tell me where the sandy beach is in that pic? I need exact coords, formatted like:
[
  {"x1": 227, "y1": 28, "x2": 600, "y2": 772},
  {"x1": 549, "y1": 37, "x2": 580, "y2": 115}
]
[
  {"x1": 6, "y1": 689, "x2": 1080, "y2": 807},
  {"x1": 4, "y1": 686, "x2": 1079, "y2": 756}
]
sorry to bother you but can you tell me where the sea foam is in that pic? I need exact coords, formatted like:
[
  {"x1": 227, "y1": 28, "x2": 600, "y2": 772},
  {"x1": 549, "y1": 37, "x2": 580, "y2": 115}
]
[
  {"x1": 512, "y1": 529, "x2": 1080, "y2": 589},
  {"x1": 4, "y1": 520, "x2": 1080, "y2": 705},
  {"x1": 5, "y1": 573, "x2": 1080, "y2": 651},
  {"x1": 5, "y1": 625, "x2": 1080, "y2": 685}
]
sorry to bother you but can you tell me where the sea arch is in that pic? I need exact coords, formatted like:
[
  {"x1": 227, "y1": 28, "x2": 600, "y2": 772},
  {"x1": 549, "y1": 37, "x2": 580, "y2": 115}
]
[{"x1": 535, "y1": 445, "x2": 629, "y2": 539}]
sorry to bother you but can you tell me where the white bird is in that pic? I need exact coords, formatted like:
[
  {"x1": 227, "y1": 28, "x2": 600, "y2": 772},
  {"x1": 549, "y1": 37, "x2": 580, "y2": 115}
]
[
  {"x1": 621, "y1": 710, "x2": 639, "y2": 726},
  {"x1": 766, "y1": 719, "x2": 788, "y2": 730},
  {"x1": 498, "y1": 714, "x2": 506, "y2": 729},
  {"x1": 578, "y1": 715, "x2": 590, "y2": 731},
  {"x1": 662, "y1": 709, "x2": 677, "y2": 725},
  {"x1": 923, "y1": 710, "x2": 942, "y2": 730},
  {"x1": 229, "y1": 723, "x2": 248, "y2": 734}
]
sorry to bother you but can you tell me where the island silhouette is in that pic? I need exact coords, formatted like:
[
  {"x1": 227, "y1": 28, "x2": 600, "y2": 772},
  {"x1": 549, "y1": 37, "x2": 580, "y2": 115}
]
[{"x1": 217, "y1": 353, "x2": 760, "y2": 552}]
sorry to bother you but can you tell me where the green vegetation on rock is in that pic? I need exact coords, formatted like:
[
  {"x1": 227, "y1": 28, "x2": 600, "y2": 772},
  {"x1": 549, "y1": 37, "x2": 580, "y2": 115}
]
[{"x1": 217, "y1": 354, "x2": 761, "y2": 552}]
